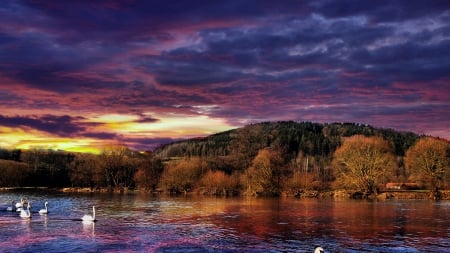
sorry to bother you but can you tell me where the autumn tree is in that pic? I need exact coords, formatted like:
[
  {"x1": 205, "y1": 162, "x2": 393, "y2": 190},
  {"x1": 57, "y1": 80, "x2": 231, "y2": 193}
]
[
  {"x1": 332, "y1": 135, "x2": 396, "y2": 196},
  {"x1": 134, "y1": 152, "x2": 164, "y2": 191},
  {"x1": 404, "y1": 137, "x2": 449, "y2": 193},
  {"x1": 242, "y1": 148, "x2": 284, "y2": 196},
  {"x1": 199, "y1": 170, "x2": 239, "y2": 196},
  {"x1": 159, "y1": 157, "x2": 207, "y2": 194}
]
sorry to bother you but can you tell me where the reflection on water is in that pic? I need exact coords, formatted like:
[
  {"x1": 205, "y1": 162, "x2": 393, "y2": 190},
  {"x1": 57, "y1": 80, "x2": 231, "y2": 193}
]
[{"x1": 0, "y1": 192, "x2": 448, "y2": 252}]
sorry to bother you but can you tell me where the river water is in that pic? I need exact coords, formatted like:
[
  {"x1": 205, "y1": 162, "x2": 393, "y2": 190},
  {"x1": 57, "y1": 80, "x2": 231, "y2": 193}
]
[{"x1": 0, "y1": 192, "x2": 448, "y2": 252}]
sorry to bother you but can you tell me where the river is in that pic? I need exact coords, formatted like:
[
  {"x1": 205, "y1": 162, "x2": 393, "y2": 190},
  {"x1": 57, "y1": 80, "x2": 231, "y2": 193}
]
[{"x1": 0, "y1": 192, "x2": 448, "y2": 252}]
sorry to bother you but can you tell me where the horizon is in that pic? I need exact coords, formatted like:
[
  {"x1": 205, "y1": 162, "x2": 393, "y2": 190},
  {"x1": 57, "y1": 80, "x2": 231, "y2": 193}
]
[
  {"x1": 1, "y1": 1, "x2": 449, "y2": 153},
  {"x1": 1, "y1": 120, "x2": 435, "y2": 154}
]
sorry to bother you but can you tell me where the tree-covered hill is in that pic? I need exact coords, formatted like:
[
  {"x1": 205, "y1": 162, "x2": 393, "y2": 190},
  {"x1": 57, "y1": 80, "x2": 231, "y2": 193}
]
[{"x1": 154, "y1": 121, "x2": 420, "y2": 165}]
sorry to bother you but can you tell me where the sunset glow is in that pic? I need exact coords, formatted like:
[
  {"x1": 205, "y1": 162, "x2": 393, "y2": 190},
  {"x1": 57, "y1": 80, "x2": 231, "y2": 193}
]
[{"x1": 0, "y1": 1, "x2": 449, "y2": 152}]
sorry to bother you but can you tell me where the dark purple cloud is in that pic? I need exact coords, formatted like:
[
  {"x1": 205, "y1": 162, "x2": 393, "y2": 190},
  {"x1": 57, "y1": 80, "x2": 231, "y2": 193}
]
[
  {"x1": 0, "y1": 0, "x2": 449, "y2": 151},
  {"x1": 0, "y1": 114, "x2": 85, "y2": 136}
]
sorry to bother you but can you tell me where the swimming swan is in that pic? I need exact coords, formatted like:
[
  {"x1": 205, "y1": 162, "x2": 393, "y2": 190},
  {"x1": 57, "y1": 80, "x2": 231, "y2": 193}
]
[
  {"x1": 16, "y1": 198, "x2": 25, "y2": 211},
  {"x1": 39, "y1": 201, "x2": 49, "y2": 214},
  {"x1": 314, "y1": 247, "x2": 324, "y2": 253},
  {"x1": 15, "y1": 198, "x2": 24, "y2": 209},
  {"x1": 20, "y1": 202, "x2": 31, "y2": 219},
  {"x1": 81, "y1": 206, "x2": 96, "y2": 223}
]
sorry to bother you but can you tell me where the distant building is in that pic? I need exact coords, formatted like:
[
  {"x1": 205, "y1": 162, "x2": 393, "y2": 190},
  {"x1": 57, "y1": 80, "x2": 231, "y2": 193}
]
[{"x1": 386, "y1": 182, "x2": 421, "y2": 190}]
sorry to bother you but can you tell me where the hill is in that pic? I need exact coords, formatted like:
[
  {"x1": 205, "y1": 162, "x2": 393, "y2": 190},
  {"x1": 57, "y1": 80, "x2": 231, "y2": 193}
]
[{"x1": 154, "y1": 121, "x2": 420, "y2": 168}]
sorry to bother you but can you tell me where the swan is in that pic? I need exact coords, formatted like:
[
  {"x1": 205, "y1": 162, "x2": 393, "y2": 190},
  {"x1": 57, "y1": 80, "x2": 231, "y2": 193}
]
[
  {"x1": 39, "y1": 201, "x2": 49, "y2": 214},
  {"x1": 15, "y1": 198, "x2": 25, "y2": 210},
  {"x1": 20, "y1": 202, "x2": 31, "y2": 219},
  {"x1": 314, "y1": 246, "x2": 324, "y2": 253},
  {"x1": 81, "y1": 206, "x2": 96, "y2": 223}
]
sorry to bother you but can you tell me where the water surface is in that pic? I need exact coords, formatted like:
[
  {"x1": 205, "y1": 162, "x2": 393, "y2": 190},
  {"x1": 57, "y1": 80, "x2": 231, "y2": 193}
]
[{"x1": 1, "y1": 192, "x2": 448, "y2": 252}]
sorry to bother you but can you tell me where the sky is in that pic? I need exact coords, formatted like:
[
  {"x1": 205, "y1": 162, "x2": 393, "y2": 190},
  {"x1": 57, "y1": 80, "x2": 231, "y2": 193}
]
[{"x1": 0, "y1": 0, "x2": 449, "y2": 153}]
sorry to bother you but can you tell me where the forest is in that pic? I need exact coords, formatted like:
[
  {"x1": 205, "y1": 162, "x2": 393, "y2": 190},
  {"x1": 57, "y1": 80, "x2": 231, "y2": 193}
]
[{"x1": 0, "y1": 121, "x2": 449, "y2": 198}]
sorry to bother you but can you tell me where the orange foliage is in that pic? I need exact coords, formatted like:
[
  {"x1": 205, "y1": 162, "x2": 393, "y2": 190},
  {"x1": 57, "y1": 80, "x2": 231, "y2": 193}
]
[
  {"x1": 405, "y1": 137, "x2": 449, "y2": 189},
  {"x1": 332, "y1": 135, "x2": 396, "y2": 195},
  {"x1": 199, "y1": 170, "x2": 239, "y2": 195},
  {"x1": 242, "y1": 148, "x2": 284, "y2": 196}
]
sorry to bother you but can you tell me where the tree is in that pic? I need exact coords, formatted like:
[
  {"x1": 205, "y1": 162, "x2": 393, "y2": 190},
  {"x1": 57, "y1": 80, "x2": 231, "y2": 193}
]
[
  {"x1": 332, "y1": 135, "x2": 396, "y2": 196},
  {"x1": 229, "y1": 124, "x2": 266, "y2": 171},
  {"x1": 242, "y1": 148, "x2": 284, "y2": 196},
  {"x1": 134, "y1": 152, "x2": 164, "y2": 191},
  {"x1": 404, "y1": 137, "x2": 449, "y2": 193},
  {"x1": 99, "y1": 145, "x2": 137, "y2": 189},
  {"x1": 159, "y1": 157, "x2": 207, "y2": 194},
  {"x1": 69, "y1": 153, "x2": 102, "y2": 188},
  {"x1": 199, "y1": 170, "x2": 239, "y2": 196},
  {"x1": 0, "y1": 160, "x2": 30, "y2": 187},
  {"x1": 21, "y1": 149, "x2": 73, "y2": 187}
]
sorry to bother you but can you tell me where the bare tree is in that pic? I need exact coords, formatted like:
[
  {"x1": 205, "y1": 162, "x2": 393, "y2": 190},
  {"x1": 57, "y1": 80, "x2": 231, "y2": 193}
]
[{"x1": 99, "y1": 145, "x2": 137, "y2": 189}]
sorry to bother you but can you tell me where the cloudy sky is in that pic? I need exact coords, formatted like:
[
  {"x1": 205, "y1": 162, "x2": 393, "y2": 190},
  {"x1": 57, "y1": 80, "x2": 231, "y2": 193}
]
[{"x1": 0, "y1": 0, "x2": 449, "y2": 153}]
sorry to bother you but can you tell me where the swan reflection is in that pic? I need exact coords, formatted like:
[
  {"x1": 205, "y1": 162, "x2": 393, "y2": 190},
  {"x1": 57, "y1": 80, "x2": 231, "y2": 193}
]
[{"x1": 82, "y1": 220, "x2": 95, "y2": 237}]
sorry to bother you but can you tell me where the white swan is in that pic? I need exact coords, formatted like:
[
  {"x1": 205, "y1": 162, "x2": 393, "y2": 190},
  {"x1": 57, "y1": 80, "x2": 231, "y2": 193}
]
[
  {"x1": 15, "y1": 198, "x2": 25, "y2": 211},
  {"x1": 314, "y1": 246, "x2": 324, "y2": 253},
  {"x1": 20, "y1": 202, "x2": 31, "y2": 219},
  {"x1": 15, "y1": 198, "x2": 24, "y2": 209},
  {"x1": 39, "y1": 201, "x2": 49, "y2": 214},
  {"x1": 81, "y1": 206, "x2": 96, "y2": 223}
]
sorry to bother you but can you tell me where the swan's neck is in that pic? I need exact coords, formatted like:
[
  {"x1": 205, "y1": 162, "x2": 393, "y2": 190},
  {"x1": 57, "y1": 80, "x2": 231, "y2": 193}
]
[
  {"x1": 92, "y1": 206, "x2": 96, "y2": 220},
  {"x1": 25, "y1": 204, "x2": 31, "y2": 217}
]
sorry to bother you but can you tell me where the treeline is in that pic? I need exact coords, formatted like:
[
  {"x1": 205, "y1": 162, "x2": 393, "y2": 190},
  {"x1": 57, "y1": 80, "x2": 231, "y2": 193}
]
[
  {"x1": 0, "y1": 149, "x2": 75, "y2": 187},
  {"x1": 0, "y1": 146, "x2": 163, "y2": 191},
  {"x1": 0, "y1": 122, "x2": 449, "y2": 198}
]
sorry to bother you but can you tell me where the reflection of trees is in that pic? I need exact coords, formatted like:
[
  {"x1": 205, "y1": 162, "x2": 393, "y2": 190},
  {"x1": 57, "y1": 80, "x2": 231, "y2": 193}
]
[
  {"x1": 203, "y1": 198, "x2": 449, "y2": 250},
  {"x1": 209, "y1": 199, "x2": 333, "y2": 241}
]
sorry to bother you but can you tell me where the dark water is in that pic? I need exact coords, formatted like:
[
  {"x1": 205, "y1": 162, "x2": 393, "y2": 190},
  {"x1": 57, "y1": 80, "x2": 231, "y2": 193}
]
[{"x1": 0, "y1": 192, "x2": 448, "y2": 253}]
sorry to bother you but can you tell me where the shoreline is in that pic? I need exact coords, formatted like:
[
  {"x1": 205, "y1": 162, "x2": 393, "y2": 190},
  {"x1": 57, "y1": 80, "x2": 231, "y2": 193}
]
[{"x1": 2, "y1": 187, "x2": 450, "y2": 200}]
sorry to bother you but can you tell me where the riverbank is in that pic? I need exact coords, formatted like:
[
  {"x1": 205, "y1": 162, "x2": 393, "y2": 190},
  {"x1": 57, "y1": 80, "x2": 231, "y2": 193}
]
[
  {"x1": 2, "y1": 187, "x2": 450, "y2": 200},
  {"x1": 295, "y1": 189, "x2": 450, "y2": 200}
]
